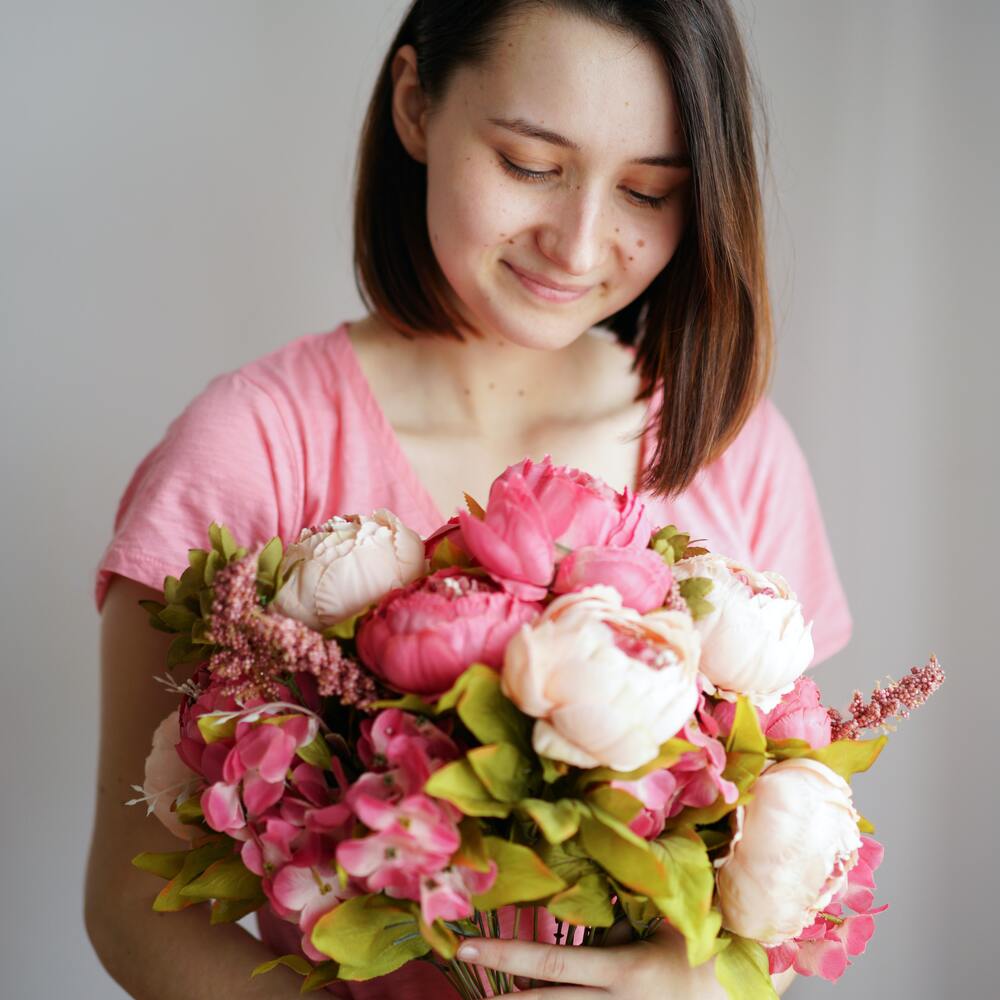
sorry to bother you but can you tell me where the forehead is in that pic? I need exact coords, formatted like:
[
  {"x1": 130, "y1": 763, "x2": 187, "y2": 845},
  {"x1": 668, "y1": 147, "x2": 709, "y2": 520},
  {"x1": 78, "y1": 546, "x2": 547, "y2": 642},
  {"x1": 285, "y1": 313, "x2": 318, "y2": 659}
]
[{"x1": 447, "y1": 5, "x2": 684, "y2": 156}]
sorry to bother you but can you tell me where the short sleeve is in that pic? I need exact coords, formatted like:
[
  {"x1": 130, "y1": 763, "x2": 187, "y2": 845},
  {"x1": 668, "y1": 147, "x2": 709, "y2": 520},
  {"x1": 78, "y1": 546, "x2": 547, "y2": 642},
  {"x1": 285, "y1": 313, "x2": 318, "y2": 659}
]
[
  {"x1": 93, "y1": 371, "x2": 302, "y2": 612},
  {"x1": 740, "y1": 399, "x2": 853, "y2": 667}
]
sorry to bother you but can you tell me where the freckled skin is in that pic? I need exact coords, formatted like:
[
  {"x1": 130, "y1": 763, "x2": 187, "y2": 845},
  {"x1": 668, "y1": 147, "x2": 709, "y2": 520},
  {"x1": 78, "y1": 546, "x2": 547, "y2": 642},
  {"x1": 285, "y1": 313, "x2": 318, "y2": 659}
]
[{"x1": 404, "y1": 5, "x2": 691, "y2": 352}]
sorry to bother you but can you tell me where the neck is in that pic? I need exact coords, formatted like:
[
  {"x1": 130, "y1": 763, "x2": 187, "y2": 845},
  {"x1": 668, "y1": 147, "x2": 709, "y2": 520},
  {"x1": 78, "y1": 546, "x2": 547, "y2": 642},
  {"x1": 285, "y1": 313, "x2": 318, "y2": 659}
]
[{"x1": 349, "y1": 315, "x2": 617, "y2": 437}]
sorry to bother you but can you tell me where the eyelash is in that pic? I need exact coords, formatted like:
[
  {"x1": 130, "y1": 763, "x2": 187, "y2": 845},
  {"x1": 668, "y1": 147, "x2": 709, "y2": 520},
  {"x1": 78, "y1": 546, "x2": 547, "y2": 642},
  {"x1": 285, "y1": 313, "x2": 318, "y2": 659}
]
[{"x1": 497, "y1": 154, "x2": 670, "y2": 210}]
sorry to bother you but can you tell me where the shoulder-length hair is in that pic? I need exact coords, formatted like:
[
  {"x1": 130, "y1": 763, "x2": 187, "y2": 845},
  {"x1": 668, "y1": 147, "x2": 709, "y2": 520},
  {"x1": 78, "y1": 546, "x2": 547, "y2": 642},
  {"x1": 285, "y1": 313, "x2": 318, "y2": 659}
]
[{"x1": 353, "y1": 0, "x2": 773, "y2": 497}]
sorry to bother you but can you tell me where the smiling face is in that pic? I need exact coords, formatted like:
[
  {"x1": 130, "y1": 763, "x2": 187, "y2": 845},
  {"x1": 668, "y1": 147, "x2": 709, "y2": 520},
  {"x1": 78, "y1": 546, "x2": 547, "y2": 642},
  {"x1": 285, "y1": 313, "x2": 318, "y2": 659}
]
[{"x1": 392, "y1": 5, "x2": 692, "y2": 351}]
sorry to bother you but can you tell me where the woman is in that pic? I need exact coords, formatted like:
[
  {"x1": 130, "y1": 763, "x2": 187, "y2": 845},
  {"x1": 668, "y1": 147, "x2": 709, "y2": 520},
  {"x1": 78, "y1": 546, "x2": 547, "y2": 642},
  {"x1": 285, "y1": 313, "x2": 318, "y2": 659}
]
[{"x1": 86, "y1": 1, "x2": 851, "y2": 996}]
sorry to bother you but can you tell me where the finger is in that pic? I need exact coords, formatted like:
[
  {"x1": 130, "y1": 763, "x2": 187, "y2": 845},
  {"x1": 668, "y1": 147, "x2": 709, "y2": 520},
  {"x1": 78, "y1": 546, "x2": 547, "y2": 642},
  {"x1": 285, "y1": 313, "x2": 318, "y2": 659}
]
[{"x1": 456, "y1": 938, "x2": 613, "y2": 987}]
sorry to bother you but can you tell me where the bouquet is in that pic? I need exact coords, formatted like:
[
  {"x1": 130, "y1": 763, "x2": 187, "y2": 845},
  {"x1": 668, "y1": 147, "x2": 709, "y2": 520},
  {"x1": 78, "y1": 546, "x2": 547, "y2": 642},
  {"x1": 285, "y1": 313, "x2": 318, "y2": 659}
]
[{"x1": 128, "y1": 457, "x2": 944, "y2": 997}]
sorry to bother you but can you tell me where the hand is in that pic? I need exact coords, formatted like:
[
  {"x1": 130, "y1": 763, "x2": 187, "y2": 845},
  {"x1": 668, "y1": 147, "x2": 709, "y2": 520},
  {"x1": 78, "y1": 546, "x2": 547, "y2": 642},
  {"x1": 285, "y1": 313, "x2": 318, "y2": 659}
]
[{"x1": 455, "y1": 922, "x2": 730, "y2": 999}]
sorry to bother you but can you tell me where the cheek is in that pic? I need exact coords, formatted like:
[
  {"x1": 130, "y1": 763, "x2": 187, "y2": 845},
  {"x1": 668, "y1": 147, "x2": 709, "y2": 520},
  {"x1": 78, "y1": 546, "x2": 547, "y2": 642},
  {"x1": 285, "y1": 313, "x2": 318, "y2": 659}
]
[{"x1": 426, "y1": 155, "x2": 524, "y2": 277}]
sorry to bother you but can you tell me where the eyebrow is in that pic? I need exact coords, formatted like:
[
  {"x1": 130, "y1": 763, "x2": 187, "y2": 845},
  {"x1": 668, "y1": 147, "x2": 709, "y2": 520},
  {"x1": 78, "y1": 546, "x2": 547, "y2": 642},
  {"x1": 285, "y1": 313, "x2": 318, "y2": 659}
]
[{"x1": 487, "y1": 115, "x2": 691, "y2": 168}]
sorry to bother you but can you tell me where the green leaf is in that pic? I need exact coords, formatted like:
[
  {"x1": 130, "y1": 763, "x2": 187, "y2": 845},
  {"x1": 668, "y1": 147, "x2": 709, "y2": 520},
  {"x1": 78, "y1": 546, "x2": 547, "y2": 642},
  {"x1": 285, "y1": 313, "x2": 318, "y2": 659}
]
[
  {"x1": 296, "y1": 733, "x2": 333, "y2": 770},
  {"x1": 418, "y1": 915, "x2": 459, "y2": 959},
  {"x1": 210, "y1": 897, "x2": 264, "y2": 924},
  {"x1": 616, "y1": 887, "x2": 660, "y2": 933},
  {"x1": 310, "y1": 896, "x2": 428, "y2": 979},
  {"x1": 769, "y1": 735, "x2": 888, "y2": 782},
  {"x1": 166, "y1": 632, "x2": 205, "y2": 668},
  {"x1": 471, "y1": 837, "x2": 566, "y2": 909},
  {"x1": 714, "y1": 936, "x2": 778, "y2": 1000},
  {"x1": 429, "y1": 536, "x2": 474, "y2": 572},
  {"x1": 322, "y1": 611, "x2": 366, "y2": 641},
  {"x1": 649, "y1": 830, "x2": 719, "y2": 966},
  {"x1": 424, "y1": 759, "x2": 512, "y2": 818},
  {"x1": 251, "y1": 954, "x2": 314, "y2": 979},
  {"x1": 451, "y1": 816, "x2": 491, "y2": 872},
  {"x1": 152, "y1": 837, "x2": 234, "y2": 912},
  {"x1": 546, "y1": 872, "x2": 615, "y2": 927},
  {"x1": 519, "y1": 798, "x2": 586, "y2": 844},
  {"x1": 576, "y1": 810, "x2": 671, "y2": 898},
  {"x1": 582, "y1": 737, "x2": 695, "y2": 787},
  {"x1": 536, "y1": 841, "x2": 601, "y2": 884},
  {"x1": 467, "y1": 742, "x2": 534, "y2": 802},
  {"x1": 678, "y1": 746, "x2": 765, "y2": 826},
  {"x1": 539, "y1": 754, "x2": 570, "y2": 783},
  {"x1": 197, "y1": 712, "x2": 238, "y2": 744},
  {"x1": 368, "y1": 693, "x2": 436, "y2": 715},
  {"x1": 176, "y1": 796, "x2": 204, "y2": 826},
  {"x1": 256, "y1": 536, "x2": 284, "y2": 597},
  {"x1": 179, "y1": 855, "x2": 263, "y2": 902},
  {"x1": 858, "y1": 813, "x2": 876, "y2": 834},
  {"x1": 301, "y1": 962, "x2": 341, "y2": 992},
  {"x1": 158, "y1": 603, "x2": 198, "y2": 631},
  {"x1": 208, "y1": 522, "x2": 240, "y2": 561},
  {"x1": 650, "y1": 525, "x2": 689, "y2": 565},
  {"x1": 678, "y1": 578, "x2": 715, "y2": 620},
  {"x1": 131, "y1": 850, "x2": 188, "y2": 880},
  {"x1": 464, "y1": 493, "x2": 486, "y2": 519},
  {"x1": 439, "y1": 664, "x2": 532, "y2": 755},
  {"x1": 726, "y1": 697, "x2": 766, "y2": 755},
  {"x1": 585, "y1": 786, "x2": 643, "y2": 825}
]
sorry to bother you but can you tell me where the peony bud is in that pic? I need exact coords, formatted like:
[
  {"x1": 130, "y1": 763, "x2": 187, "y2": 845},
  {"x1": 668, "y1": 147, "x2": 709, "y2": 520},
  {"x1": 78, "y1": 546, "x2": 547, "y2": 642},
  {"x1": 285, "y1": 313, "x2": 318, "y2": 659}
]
[{"x1": 271, "y1": 509, "x2": 425, "y2": 629}]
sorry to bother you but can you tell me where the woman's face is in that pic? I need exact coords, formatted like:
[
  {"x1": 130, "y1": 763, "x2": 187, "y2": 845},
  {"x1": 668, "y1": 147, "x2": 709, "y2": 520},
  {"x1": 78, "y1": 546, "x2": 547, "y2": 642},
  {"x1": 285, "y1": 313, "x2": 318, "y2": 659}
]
[{"x1": 396, "y1": 5, "x2": 692, "y2": 351}]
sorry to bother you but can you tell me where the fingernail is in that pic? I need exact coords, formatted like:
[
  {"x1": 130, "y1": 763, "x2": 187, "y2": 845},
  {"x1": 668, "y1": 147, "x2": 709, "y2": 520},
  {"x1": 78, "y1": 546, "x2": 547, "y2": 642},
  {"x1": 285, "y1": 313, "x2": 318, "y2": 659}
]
[{"x1": 456, "y1": 943, "x2": 479, "y2": 961}]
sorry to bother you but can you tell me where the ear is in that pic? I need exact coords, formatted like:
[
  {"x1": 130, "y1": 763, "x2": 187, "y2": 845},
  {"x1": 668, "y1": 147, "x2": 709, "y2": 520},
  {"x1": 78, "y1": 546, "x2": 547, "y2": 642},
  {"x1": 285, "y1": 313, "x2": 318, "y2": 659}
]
[{"x1": 391, "y1": 44, "x2": 430, "y2": 164}]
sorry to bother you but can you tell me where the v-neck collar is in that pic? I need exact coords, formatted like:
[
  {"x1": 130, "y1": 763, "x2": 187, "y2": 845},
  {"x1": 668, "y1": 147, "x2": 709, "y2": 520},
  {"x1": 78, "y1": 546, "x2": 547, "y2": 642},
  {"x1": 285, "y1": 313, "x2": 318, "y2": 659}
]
[{"x1": 329, "y1": 322, "x2": 654, "y2": 531}]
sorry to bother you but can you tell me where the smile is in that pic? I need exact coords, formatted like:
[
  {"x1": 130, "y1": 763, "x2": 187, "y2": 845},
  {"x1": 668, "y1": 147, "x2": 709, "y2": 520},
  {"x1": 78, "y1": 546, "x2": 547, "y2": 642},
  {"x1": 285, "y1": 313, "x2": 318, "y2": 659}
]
[{"x1": 502, "y1": 261, "x2": 593, "y2": 303}]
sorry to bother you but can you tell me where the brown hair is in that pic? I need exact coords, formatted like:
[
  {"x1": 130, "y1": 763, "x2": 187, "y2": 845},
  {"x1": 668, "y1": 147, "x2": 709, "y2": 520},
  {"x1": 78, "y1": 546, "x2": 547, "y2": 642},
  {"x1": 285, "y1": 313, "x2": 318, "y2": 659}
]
[{"x1": 353, "y1": 0, "x2": 773, "y2": 497}]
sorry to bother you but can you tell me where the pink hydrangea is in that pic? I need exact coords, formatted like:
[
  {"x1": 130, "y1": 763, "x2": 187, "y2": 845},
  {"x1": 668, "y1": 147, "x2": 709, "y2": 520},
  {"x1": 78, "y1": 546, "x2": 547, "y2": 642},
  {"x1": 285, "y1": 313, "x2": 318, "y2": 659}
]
[
  {"x1": 766, "y1": 836, "x2": 887, "y2": 981},
  {"x1": 612, "y1": 720, "x2": 737, "y2": 838}
]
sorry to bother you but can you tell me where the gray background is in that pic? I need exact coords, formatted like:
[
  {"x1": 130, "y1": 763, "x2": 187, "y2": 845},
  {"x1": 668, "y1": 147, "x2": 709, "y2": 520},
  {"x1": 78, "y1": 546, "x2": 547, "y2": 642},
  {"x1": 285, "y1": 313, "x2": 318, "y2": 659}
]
[{"x1": 2, "y1": 1, "x2": 996, "y2": 997}]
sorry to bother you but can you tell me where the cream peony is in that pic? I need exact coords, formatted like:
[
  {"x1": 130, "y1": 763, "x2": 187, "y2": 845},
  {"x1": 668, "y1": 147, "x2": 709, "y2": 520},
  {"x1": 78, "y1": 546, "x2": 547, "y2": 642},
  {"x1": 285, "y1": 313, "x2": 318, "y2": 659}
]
[
  {"x1": 715, "y1": 757, "x2": 862, "y2": 945},
  {"x1": 271, "y1": 509, "x2": 426, "y2": 629},
  {"x1": 501, "y1": 585, "x2": 701, "y2": 771},
  {"x1": 672, "y1": 553, "x2": 814, "y2": 711},
  {"x1": 142, "y1": 710, "x2": 200, "y2": 841}
]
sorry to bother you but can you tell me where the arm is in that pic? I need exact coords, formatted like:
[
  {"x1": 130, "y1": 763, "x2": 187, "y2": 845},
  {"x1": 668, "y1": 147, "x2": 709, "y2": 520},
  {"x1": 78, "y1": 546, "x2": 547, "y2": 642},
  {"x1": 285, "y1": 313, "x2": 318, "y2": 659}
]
[{"x1": 84, "y1": 575, "x2": 302, "y2": 999}]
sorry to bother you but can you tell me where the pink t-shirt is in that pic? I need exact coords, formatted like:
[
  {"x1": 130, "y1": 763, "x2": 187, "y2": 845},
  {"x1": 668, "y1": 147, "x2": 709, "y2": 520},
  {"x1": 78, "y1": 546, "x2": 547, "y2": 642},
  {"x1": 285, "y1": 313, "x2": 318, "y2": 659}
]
[{"x1": 93, "y1": 321, "x2": 852, "y2": 994}]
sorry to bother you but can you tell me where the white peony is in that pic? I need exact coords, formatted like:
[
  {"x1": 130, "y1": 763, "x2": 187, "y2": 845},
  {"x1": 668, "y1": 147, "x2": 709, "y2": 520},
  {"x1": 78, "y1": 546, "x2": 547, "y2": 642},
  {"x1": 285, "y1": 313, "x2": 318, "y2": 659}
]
[
  {"x1": 271, "y1": 509, "x2": 426, "y2": 629},
  {"x1": 142, "y1": 710, "x2": 200, "y2": 842},
  {"x1": 501, "y1": 585, "x2": 701, "y2": 772},
  {"x1": 715, "y1": 757, "x2": 862, "y2": 945},
  {"x1": 672, "y1": 553, "x2": 814, "y2": 711}
]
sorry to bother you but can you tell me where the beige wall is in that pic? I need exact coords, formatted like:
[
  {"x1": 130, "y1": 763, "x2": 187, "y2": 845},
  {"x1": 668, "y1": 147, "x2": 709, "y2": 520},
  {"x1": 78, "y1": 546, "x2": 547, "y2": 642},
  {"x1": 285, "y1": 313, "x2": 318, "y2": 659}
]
[{"x1": 2, "y1": 2, "x2": 994, "y2": 996}]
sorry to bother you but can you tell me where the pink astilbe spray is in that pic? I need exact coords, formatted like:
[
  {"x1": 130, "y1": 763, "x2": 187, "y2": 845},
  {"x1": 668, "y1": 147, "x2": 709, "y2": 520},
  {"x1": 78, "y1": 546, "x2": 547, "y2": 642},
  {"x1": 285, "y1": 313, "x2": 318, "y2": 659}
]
[
  {"x1": 828, "y1": 655, "x2": 945, "y2": 741},
  {"x1": 205, "y1": 552, "x2": 378, "y2": 707}
]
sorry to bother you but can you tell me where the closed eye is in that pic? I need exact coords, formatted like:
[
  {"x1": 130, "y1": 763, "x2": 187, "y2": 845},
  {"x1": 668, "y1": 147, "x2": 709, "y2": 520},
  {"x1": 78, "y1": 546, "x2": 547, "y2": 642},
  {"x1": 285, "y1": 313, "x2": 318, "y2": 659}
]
[{"x1": 496, "y1": 154, "x2": 670, "y2": 210}]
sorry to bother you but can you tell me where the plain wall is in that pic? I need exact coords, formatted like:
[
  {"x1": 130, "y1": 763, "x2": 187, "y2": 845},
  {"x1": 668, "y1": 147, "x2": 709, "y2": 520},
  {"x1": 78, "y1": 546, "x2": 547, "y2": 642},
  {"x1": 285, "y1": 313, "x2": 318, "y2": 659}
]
[{"x1": 2, "y1": 1, "x2": 995, "y2": 997}]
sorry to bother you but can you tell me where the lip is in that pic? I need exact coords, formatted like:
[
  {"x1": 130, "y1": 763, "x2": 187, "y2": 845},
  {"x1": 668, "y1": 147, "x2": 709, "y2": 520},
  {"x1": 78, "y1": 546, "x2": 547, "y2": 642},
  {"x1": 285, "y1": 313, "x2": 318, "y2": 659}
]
[{"x1": 503, "y1": 261, "x2": 593, "y2": 303}]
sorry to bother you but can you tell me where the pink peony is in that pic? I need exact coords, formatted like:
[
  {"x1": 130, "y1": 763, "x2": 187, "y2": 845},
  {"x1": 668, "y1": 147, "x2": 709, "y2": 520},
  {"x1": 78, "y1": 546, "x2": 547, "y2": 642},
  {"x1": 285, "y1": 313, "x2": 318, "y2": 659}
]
[
  {"x1": 356, "y1": 568, "x2": 542, "y2": 695},
  {"x1": 268, "y1": 861, "x2": 356, "y2": 963},
  {"x1": 552, "y1": 544, "x2": 674, "y2": 613},
  {"x1": 458, "y1": 456, "x2": 653, "y2": 599},
  {"x1": 711, "y1": 676, "x2": 832, "y2": 748},
  {"x1": 767, "y1": 837, "x2": 887, "y2": 982}
]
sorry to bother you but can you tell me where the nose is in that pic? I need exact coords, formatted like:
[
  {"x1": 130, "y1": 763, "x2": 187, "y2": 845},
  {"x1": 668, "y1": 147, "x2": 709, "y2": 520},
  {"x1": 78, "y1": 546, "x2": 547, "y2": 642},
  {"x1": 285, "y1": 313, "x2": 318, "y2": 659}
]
[{"x1": 535, "y1": 183, "x2": 606, "y2": 278}]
